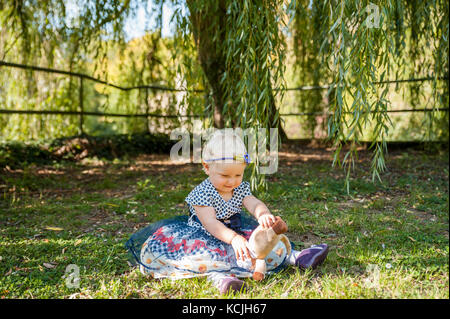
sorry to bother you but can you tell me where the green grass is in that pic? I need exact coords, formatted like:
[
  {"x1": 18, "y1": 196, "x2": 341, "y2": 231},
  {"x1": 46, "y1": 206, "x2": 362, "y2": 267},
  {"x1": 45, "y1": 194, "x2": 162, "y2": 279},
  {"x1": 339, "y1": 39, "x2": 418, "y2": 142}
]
[{"x1": 0, "y1": 147, "x2": 448, "y2": 299}]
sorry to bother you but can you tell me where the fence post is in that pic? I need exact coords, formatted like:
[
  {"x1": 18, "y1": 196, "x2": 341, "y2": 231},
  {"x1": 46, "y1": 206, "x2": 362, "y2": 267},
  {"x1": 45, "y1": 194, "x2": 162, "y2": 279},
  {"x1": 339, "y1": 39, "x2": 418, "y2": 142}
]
[
  {"x1": 145, "y1": 88, "x2": 150, "y2": 133},
  {"x1": 79, "y1": 76, "x2": 84, "y2": 135}
]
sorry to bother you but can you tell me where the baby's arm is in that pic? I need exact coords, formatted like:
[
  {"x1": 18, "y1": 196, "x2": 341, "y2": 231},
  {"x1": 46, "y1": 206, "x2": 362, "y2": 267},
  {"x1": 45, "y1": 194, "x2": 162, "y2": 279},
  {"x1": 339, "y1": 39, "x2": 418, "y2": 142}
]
[
  {"x1": 194, "y1": 205, "x2": 250, "y2": 260},
  {"x1": 243, "y1": 195, "x2": 276, "y2": 228}
]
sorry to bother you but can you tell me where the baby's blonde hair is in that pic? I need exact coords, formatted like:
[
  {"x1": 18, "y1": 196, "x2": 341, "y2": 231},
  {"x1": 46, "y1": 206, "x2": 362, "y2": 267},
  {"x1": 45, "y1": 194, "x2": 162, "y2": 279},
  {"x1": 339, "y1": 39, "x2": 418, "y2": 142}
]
[{"x1": 202, "y1": 129, "x2": 247, "y2": 164}]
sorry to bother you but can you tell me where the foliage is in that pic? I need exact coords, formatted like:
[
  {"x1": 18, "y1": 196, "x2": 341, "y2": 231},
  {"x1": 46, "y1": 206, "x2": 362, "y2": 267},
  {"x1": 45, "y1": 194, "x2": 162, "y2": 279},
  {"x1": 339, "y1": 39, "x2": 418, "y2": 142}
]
[
  {"x1": 0, "y1": 132, "x2": 173, "y2": 169},
  {"x1": 291, "y1": 0, "x2": 328, "y2": 137},
  {"x1": 0, "y1": 7, "x2": 190, "y2": 140},
  {"x1": 86, "y1": 34, "x2": 192, "y2": 135},
  {"x1": 176, "y1": 0, "x2": 291, "y2": 191},
  {"x1": 289, "y1": 0, "x2": 449, "y2": 191}
]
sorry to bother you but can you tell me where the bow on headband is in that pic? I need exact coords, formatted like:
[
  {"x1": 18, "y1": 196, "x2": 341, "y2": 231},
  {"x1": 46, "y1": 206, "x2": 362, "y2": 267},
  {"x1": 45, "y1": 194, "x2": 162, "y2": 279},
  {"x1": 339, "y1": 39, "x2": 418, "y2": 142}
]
[{"x1": 204, "y1": 152, "x2": 251, "y2": 164}]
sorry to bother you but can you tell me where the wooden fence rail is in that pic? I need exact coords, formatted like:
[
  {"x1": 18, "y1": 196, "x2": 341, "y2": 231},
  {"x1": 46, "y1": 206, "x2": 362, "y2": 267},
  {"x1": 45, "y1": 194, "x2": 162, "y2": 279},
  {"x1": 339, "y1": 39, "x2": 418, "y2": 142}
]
[{"x1": 0, "y1": 60, "x2": 448, "y2": 136}]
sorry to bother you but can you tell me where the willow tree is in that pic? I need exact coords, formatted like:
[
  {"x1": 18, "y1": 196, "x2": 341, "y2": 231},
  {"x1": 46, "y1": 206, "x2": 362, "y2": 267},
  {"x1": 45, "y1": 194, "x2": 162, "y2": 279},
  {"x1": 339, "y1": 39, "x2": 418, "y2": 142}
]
[
  {"x1": 178, "y1": 0, "x2": 290, "y2": 191},
  {"x1": 0, "y1": 0, "x2": 149, "y2": 140},
  {"x1": 291, "y1": 0, "x2": 448, "y2": 190},
  {"x1": 0, "y1": 0, "x2": 290, "y2": 191},
  {"x1": 1, "y1": 0, "x2": 448, "y2": 192},
  {"x1": 184, "y1": 1, "x2": 287, "y2": 133}
]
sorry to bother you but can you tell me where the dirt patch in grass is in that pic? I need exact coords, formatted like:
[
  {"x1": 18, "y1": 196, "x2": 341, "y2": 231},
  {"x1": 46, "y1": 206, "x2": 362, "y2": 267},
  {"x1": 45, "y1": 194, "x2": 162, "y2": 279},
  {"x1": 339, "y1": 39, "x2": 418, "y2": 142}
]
[
  {"x1": 407, "y1": 208, "x2": 438, "y2": 223},
  {"x1": 287, "y1": 231, "x2": 323, "y2": 248}
]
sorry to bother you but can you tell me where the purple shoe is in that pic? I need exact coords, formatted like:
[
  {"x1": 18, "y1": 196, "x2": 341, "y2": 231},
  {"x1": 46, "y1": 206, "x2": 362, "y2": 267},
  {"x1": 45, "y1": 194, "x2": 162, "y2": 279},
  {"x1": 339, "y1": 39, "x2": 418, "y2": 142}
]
[
  {"x1": 218, "y1": 277, "x2": 247, "y2": 295},
  {"x1": 295, "y1": 244, "x2": 329, "y2": 270}
]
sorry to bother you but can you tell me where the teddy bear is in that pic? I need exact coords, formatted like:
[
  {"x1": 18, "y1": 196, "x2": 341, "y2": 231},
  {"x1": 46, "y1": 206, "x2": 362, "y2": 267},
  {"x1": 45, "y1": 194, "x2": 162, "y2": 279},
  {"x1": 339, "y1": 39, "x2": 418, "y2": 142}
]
[{"x1": 247, "y1": 216, "x2": 291, "y2": 281}]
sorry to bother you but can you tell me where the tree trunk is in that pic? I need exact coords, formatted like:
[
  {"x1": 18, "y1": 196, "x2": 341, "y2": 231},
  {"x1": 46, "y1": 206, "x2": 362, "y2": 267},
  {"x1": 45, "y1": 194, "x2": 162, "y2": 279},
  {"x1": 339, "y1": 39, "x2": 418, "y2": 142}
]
[
  {"x1": 187, "y1": 1, "x2": 227, "y2": 129},
  {"x1": 186, "y1": 0, "x2": 289, "y2": 142},
  {"x1": 268, "y1": 91, "x2": 289, "y2": 143}
]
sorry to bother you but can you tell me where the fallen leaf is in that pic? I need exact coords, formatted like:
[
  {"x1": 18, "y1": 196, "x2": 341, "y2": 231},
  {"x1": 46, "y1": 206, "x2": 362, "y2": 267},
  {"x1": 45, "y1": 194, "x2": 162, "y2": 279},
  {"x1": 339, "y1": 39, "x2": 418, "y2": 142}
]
[
  {"x1": 74, "y1": 239, "x2": 82, "y2": 246},
  {"x1": 43, "y1": 262, "x2": 57, "y2": 269},
  {"x1": 336, "y1": 250, "x2": 347, "y2": 259},
  {"x1": 45, "y1": 226, "x2": 63, "y2": 231},
  {"x1": 407, "y1": 236, "x2": 416, "y2": 242}
]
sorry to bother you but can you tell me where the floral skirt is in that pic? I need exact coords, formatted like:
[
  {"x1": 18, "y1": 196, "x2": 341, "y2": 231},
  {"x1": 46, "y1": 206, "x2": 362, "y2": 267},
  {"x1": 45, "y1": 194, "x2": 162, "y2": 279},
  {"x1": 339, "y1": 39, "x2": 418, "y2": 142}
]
[{"x1": 125, "y1": 211, "x2": 289, "y2": 279}]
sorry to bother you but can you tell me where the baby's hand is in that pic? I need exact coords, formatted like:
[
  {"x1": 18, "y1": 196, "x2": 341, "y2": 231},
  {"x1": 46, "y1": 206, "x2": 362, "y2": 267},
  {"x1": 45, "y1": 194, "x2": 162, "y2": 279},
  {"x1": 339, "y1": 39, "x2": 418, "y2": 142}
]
[
  {"x1": 231, "y1": 234, "x2": 250, "y2": 261},
  {"x1": 258, "y1": 213, "x2": 276, "y2": 229}
]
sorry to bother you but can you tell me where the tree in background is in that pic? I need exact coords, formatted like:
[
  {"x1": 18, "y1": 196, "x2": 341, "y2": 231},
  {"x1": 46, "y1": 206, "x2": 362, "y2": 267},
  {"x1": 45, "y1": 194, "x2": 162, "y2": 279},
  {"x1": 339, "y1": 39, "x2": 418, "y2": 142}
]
[
  {"x1": 291, "y1": 0, "x2": 448, "y2": 190},
  {"x1": 0, "y1": 0, "x2": 448, "y2": 192}
]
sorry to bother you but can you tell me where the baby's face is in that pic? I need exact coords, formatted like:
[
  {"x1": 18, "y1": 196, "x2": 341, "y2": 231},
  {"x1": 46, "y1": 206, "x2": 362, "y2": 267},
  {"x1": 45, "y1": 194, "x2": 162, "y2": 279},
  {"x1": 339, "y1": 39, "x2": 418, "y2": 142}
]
[{"x1": 203, "y1": 162, "x2": 246, "y2": 194}]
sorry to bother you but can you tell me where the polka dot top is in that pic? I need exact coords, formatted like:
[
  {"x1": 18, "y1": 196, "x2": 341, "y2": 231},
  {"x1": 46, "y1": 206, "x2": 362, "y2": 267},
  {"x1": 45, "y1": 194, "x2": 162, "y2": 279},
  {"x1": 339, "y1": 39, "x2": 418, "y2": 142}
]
[{"x1": 185, "y1": 178, "x2": 252, "y2": 228}]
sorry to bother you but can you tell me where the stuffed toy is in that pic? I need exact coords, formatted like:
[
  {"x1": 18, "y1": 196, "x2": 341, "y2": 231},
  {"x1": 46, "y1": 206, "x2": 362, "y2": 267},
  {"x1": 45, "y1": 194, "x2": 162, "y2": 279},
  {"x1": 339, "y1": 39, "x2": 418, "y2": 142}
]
[{"x1": 247, "y1": 216, "x2": 291, "y2": 281}]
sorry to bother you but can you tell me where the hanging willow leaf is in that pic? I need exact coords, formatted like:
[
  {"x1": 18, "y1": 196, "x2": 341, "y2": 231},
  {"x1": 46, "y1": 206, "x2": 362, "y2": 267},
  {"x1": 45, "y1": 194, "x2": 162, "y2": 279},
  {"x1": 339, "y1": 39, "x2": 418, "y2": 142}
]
[{"x1": 290, "y1": 0, "x2": 448, "y2": 193}]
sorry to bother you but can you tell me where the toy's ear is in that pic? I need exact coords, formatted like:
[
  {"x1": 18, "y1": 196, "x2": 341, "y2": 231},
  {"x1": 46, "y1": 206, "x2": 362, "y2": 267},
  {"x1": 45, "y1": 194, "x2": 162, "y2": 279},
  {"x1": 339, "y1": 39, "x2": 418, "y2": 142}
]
[
  {"x1": 279, "y1": 234, "x2": 292, "y2": 256},
  {"x1": 272, "y1": 216, "x2": 288, "y2": 235}
]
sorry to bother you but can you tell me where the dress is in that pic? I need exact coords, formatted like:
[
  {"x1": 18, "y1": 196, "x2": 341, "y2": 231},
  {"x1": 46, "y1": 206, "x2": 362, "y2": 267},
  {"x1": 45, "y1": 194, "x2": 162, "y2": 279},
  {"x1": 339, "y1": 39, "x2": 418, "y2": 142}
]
[{"x1": 125, "y1": 178, "x2": 289, "y2": 279}]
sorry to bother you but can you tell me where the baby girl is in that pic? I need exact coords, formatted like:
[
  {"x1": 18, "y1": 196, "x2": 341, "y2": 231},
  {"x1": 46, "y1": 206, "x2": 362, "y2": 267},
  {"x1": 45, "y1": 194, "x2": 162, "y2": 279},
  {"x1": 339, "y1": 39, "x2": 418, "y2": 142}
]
[{"x1": 125, "y1": 129, "x2": 328, "y2": 294}]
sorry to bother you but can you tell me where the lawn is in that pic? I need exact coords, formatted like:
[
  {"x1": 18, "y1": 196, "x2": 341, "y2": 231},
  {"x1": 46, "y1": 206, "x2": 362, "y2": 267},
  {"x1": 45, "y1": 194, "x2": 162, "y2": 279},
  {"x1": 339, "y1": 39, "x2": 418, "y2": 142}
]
[{"x1": 0, "y1": 143, "x2": 448, "y2": 299}]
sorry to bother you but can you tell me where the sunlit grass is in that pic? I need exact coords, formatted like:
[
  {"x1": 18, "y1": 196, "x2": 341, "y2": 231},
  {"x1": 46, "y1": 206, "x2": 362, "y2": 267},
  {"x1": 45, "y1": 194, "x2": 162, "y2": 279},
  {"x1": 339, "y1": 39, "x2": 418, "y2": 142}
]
[{"x1": 0, "y1": 148, "x2": 448, "y2": 298}]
